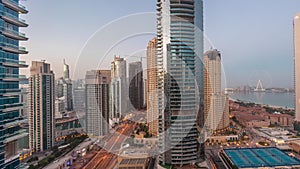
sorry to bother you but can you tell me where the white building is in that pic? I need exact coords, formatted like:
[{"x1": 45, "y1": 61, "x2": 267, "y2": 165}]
[
  {"x1": 111, "y1": 56, "x2": 127, "y2": 122},
  {"x1": 294, "y1": 13, "x2": 300, "y2": 123}
]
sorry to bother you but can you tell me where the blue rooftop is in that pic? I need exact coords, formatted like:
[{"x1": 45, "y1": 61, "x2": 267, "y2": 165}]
[{"x1": 224, "y1": 147, "x2": 300, "y2": 168}]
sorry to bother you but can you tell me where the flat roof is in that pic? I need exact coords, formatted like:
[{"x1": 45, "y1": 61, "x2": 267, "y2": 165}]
[
  {"x1": 119, "y1": 158, "x2": 147, "y2": 165},
  {"x1": 224, "y1": 147, "x2": 300, "y2": 168}
]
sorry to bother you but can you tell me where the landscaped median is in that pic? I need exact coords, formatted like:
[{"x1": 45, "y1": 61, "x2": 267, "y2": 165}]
[{"x1": 28, "y1": 133, "x2": 88, "y2": 169}]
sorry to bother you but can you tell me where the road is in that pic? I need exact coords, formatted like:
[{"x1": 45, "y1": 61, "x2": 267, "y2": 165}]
[
  {"x1": 44, "y1": 138, "x2": 97, "y2": 169},
  {"x1": 81, "y1": 122, "x2": 137, "y2": 169}
]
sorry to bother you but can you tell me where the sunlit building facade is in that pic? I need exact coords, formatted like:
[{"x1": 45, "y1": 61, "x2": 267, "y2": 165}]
[
  {"x1": 28, "y1": 61, "x2": 55, "y2": 152},
  {"x1": 146, "y1": 38, "x2": 159, "y2": 136},
  {"x1": 204, "y1": 50, "x2": 229, "y2": 134},
  {"x1": 63, "y1": 59, "x2": 70, "y2": 80},
  {"x1": 294, "y1": 13, "x2": 300, "y2": 131}
]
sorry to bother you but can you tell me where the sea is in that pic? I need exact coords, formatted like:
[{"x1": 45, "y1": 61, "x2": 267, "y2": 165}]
[{"x1": 229, "y1": 92, "x2": 295, "y2": 109}]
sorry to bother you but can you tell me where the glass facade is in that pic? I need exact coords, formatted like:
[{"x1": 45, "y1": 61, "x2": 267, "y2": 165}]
[
  {"x1": 0, "y1": 0, "x2": 28, "y2": 168},
  {"x1": 157, "y1": 0, "x2": 204, "y2": 166}
]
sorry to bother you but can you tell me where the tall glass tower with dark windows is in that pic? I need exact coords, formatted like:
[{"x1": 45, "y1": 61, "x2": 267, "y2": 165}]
[
  {"x1": 0, "y1": 0, "x2": 28, "y2": 168},
  {"x1": 157, "y1": 0, "x2": 204, "y2": 166}
]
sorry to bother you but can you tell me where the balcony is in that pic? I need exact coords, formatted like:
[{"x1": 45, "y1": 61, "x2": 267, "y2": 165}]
[
  {"x1": 1, "y1": 12, "x2": 28, "y2": 27},
  {"x1": 2, "y1": 0, "x2": 28, "y2": 14},
  {"x1": 4, "y1": 119, "x2": 27, "y2": 128},
  {"x1": 0, "y1": 89, "x2": 21, "y2": 94},
  {"x1": 2, "y1": 90, "x2": 24, "y2": 97},
  {"x1": 4, "y1": 119, "x2": 28, "y2": 128},
  {"x1": 1, "y1": 74, "x2": 27, "y2": 82},
  {"x1": 4, "y1": 129, "x2": 28, "y2": 143},
  {"x1": 4, "y1": 154, "x2": 20, "y2": 166},
  {"x1": 1, "y1": 60, "x2": 28, "y2": 68},
  {"x1": 1, "y1": 27, "x2": 28, "y2": 41},
  {"x1": 1, "y1": 43, "x2": 28, "y2": 54},
  {"x1": 2, "y1": 103, "x2": 24, "y2": 112}
]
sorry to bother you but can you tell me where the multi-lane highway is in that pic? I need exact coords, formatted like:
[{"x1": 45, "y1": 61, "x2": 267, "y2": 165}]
[{"x1": 81, "y1": 121, "x2": 137, "y2": 169}]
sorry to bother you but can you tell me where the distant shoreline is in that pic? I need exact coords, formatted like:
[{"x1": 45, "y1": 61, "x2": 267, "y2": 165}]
[{"x1": 229, "y1": 97, "x2": 294, "y2": 111}]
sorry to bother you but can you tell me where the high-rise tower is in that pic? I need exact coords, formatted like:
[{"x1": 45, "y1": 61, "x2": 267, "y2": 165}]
[
  {"x1": 111, "y1": 56, "x2": 127, "y2": 121},
  {"x1": 204, "y1": 50, "x2": 229, "y2": 133},
  {"x1": 0, "y1": 0, "x2": 29, "y2": 168},
  {"x1": 157, "y1": 0, "x2": 204, "y2": 166},
  {"x1": 294, "y1": 13, "x2": 300, "y2": 130},
  {"x1": 146, "y1": 38, "x2": 159, "y2": 136},
  {"x1": 129, "y1": 61, "x2": 144, "y2": 110},
  {"x1": 85, "y1": 70, "x2": 111, "y2": 137},
  {"x1": 28, "y1": 61, "x2": 55, "y2": 152},
  {"x1": 63, "y1": 59, "x2": 70, "y2": 80}
]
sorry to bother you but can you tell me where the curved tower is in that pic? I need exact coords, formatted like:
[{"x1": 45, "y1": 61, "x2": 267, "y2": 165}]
[{"x1": 157, "y1": 0, "x2": 204, "y2": 166}]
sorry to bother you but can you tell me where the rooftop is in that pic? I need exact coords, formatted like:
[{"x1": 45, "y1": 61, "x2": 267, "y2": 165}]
[
  {"x1": 119, "y1": 158, "x2": 148, "y2": 165},
  {"x1": 224, "y1": 147, "x2": 300, "y2": 168}
]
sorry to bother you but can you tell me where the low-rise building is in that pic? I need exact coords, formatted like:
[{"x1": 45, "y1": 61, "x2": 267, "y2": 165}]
[
  {"x1": 288, "y1": 140, "x2": 300, "y2": 154},
  {"x1": 233, "y1": 111, "x2": 270, "y2": 128},
  {"x1": 206, "y1": 135, "x2": 239, "y2": 144},
  {"x1": 264, "y1": 113, "x2": 293, "y2": 126},
  {"x1": 55, "y1": 116, "x2": 84, "y2": 142},
  {"x1": 231, "y1": 101, "x2": 294, "y2": 128},
  {"x1": 221, "y1": 147, "x2": 300, "y2": 169},
  {"x1": 252, "y1": 128, "x2": 300, "y2": 144},
  {"x1": 118, "y1": 148, "x2": 149, "y2": 169}
]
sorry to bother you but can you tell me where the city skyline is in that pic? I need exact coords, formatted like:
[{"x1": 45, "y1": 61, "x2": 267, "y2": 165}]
[
  {"x1": 1, "y1": 1, "x2": 300, "y2": 169},
  {"x1": 20, "y1": 0, "x2": 300, "y2": 88}
]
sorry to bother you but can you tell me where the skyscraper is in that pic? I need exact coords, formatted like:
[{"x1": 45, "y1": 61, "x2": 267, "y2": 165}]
[
  {"x1": 28, "y1": 61, "x2": 55, "y2": 152},
  {"x1": 0, "y1": 1, "x2": 29, "y2": 168},
  {"x1": 85, "y1": 70, "x2": 111, "y2": 137},
  {"x1": 294, "y1": 13, "x2": 300, "y2": 130},
  {"x1": 55, "y1": 59, "x2": 73, "y2": 112},
  {"x1": 129, "y1": 61, "x2": 144, "y2": 110},
  {"x1": 73, "y1": 79, "x2": 85, "y2": 113},
  {"x1": 55, "y1": 78, "x2": 74, "y2": 112},
  {"x1": 204, "y1": 50, "x2": 229, "y2": 133},
  {"x1": 157, "y1": 0, "x2": 204, "y2": 166},
  {"x1": 146, "y1": 38, "x2": 159, "y2": 136},
  {"x1": 111, "y1": 56, "x2": 127, "y2": 121},
  {"x1": 218, "y1": 96, "x2": 229, "y2": 130},
  {"x1": 63, "y1": 80, "x2": 73, "y2": 111},
  {"x1": 63, "y1": 59, "x2": 70, "y2": 80}
]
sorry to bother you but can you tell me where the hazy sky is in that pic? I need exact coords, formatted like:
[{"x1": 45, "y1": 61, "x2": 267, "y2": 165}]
[{"x1": 20, "y1": 0, "x2": 300, "y2": 88}]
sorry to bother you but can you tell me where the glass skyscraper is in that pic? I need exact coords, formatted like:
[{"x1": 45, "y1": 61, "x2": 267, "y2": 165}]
[
  {"x1": 157, "y1": 0, "x2": 204, "y2": 166},
  {"x1": 85, "y1": 70, "x2": 111, "y2": 137},
  {"x1": 0, "y1": 0, "x2": 28, "y2": 168}
]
